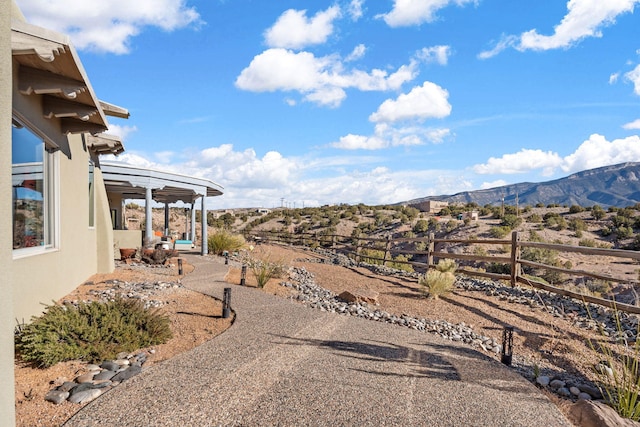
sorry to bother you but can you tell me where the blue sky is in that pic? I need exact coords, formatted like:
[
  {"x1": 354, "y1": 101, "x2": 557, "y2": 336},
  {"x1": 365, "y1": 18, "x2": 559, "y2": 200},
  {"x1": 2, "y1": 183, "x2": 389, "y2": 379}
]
[{"x1": 17, "y1": 0, "x2": 640, "y2": 208}]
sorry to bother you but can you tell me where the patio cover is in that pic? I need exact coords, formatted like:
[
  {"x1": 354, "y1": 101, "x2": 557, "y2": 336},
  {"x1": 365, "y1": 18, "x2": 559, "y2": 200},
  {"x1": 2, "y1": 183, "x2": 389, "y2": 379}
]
[{"x1": 101, "y1": 161, "x2": 224, "y2": 255}]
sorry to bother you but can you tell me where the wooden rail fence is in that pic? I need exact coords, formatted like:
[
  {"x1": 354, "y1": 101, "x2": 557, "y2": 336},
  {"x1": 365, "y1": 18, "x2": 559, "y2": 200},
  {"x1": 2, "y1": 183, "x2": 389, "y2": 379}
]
[{"x1": 248, "y1": 229, "x2": 640, "y2": 314}]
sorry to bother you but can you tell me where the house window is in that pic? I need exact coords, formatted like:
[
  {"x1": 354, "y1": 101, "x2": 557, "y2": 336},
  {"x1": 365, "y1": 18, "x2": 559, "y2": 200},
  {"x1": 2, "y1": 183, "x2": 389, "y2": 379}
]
[
  {"x1": 12, "y1": 123, "x2": 56, "y2": 252},
  {"x1": 88, "y1": 160, "x2": 95, "y2": 227}
]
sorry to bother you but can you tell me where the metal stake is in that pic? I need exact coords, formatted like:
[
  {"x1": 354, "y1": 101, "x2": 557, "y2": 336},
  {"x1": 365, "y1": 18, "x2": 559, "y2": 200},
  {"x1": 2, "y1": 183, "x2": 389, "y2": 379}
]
[
  {"x1": 501, "y1": 326, "x2": 514, "y2": 366},
  {"x1": 222, "y1": 287, "x2": 231, "y2": 319},
  {"x1": 240, "y1": 264, "x2": 247, "y2": 286},
  {"x1": 178, "y1": 258, "x2": 183, "y2": 275}
]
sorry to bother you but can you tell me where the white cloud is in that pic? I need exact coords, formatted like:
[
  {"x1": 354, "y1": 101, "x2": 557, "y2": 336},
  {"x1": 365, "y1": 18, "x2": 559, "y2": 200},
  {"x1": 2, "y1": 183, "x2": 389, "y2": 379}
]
[
  {"x1": 626, "y1": 64, "x2": 640, "y2": 95},
  {"x1": 345, "y1": 44, "x2": 367, "y2": 62},
  {"x1": 106, "y1": 144, "x2": 473, "y2": 207},
  {"x1": 477, "y1": 34, "x2": 518, "y2": 60},
  {"x1": 623, "y1": 119, "x2": 640, "y2": 129},
  {"x1": 235, "y1": 48, "x2": 418, "y2": 107},
  {"x1": 416, "y1": 45, "x2": 451, "y2": 65},
  {"x1": 562, "y1": 134, "x2": 640, "y2": 172},
  {"x1": 331, "y1": 122, "x2": 450, "y2": 150},
  {"x1": 519, "y1": 0, "x2": 639, "y2": 51},
  {"x1": 378, "y1": 0, "x2": 478, "y2": 27},
  {"x1": 480, "y1": 180, "x2": 508, "y2": 190},
  {"x1": 369, "y1": 82, "x2": 452, "y2": 123},
  {"x1": 107, "y1": 124, "x2": 138, "y2": 141},
  {"x1": 348, "y1": 0, "x2": 365, "y2": 21},
  {"x1": 264, "y1": 6, "x2": 341, "y2": 49},
  {"x1": 480, "y1": 0, "x2": 640, "y2": 57},
  {"x1": 473, "y1": 134, "x2": 640, "y2": 176},
  {"x1": 17, "y1": 0, "x2": 201, "y2": 54},
  {"x1": 473, "y1": 149, "x2": 563, "y2": 175},
  {"x1": 609, "y1": 72, "x2": 620, "y2": 84},
  {"x1": 332, "y1": 134, "x2": 388, "y2": 150}
]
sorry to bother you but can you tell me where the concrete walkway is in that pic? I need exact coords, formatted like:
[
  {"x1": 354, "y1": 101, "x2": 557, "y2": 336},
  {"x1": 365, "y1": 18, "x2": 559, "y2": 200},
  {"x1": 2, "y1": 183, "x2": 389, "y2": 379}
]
[{"x1": 66, "y1": 254, "x2": 573, "y2": 426}]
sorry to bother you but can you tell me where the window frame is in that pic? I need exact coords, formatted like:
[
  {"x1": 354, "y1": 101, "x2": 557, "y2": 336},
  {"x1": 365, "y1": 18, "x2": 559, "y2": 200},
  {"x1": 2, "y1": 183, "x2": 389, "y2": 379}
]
[{"x1": 11, "y1": 120, "x2": 59, "y2": 259}]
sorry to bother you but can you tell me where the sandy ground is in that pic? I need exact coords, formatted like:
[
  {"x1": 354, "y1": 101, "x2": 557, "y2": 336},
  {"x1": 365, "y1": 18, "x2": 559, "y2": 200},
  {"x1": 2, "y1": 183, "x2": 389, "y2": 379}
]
[{"x1": 14, "y1": 243, "x2": 625, "y2": 426}]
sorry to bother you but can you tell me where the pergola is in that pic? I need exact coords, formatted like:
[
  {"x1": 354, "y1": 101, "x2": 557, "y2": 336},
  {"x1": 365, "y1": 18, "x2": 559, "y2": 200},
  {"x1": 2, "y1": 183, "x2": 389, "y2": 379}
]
[{"x1": 101, "y1": 161, "x2": 224, "y2": 255}]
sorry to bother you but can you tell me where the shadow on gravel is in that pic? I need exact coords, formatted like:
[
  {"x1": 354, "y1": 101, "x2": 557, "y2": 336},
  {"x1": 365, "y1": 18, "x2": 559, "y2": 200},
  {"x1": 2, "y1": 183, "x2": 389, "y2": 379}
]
[
  {"x1": 271, "y1": 334, "x2": 549, "y2": 397},
  {"x1": 270, "y1": 334, "x2": 460, "y2": 381}
]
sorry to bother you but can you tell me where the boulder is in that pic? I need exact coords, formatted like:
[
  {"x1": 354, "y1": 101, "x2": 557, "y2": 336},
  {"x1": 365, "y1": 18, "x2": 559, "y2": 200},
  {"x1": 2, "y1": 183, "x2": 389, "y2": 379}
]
[
  {"x1": 569, "y1": 400, "x2": 640, "y2": 427},
  {"x1": 338, "y1": 289, "x2": 379, "y2": 305}
]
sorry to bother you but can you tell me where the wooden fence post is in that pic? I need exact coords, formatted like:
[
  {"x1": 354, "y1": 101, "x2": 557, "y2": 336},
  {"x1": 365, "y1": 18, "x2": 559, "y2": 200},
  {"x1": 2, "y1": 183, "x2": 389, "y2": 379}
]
[
  {"x1": 510, "y1": 231, "x2": 520, "y2": 287},
  {"x1": 383, "y1": 235, "x2": 391, "y2": 267},
  {"x1": 355, "y1": 237, "x2": 361, "y2": 264},
  {"x1": 427, "y1": 232, "x2": 435, "y2": 268}
]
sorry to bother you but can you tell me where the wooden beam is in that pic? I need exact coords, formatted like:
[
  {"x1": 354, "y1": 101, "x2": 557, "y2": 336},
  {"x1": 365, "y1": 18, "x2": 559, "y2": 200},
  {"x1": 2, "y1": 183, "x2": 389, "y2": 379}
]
[
  {"x1": 43, "y1": 95, "x2": 97, "y2": 121},
  {"x1": 60, "y1": 118, "x2": 107, "y2": 135},
  {"x1": 19, "y1": 65, "x2": 85, "y2": 99}
]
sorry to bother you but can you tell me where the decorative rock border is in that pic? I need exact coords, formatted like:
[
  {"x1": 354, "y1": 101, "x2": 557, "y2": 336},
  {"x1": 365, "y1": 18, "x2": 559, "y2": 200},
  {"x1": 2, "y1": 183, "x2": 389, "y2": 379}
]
[
  {"x1": 45, "y1": 351, "x2": 151, "y2": 405},
  {"x1": 282, "y1": 249, "x2": 618, "y2": 404}
]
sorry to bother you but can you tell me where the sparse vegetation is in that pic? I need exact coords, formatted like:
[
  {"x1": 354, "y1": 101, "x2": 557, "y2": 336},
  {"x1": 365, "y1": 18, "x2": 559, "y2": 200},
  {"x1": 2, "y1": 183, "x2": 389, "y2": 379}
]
[
  {"x1": 15, "y1": 298, "x2": 172, "y2": 368},
  {"x1": 207, "y1": 230, "x2": 245, "y2": 255},
  {"x1": 419, "y1": 259, "x2": 457, "y2": 299}
]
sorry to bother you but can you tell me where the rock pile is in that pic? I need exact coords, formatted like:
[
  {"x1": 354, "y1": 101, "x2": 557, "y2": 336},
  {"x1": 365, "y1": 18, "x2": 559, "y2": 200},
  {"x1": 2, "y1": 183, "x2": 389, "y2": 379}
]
[
  {"x1": 282, "y1": 266, "x2": 504, "y2": 355},
  {"x1": 45, "y1": 351, "x2": 151, "y2": 405},
  {"x1": 63, "y1": 280, "x2": 183, "y2": 309}
]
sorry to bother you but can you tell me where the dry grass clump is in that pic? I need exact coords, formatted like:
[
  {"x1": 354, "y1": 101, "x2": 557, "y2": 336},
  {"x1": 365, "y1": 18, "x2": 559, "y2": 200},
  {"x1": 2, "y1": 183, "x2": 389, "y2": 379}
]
[{"x1": 419, "y1": 259, "x2": 458, "y2": 299}]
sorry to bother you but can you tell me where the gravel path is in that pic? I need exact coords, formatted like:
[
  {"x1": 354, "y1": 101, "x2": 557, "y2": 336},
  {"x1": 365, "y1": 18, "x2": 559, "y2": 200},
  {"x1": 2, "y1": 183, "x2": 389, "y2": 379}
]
[{"x1": 65, "y1": 254, "x2": 573, "y2": 426}]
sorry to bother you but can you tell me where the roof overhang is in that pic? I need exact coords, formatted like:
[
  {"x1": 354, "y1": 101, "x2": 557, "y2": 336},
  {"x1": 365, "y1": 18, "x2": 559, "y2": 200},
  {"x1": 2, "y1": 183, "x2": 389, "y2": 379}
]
[
  {"x1": 85, "y1": 134, "x2": 125, "y2": 156},
  {"x1": 11, "y1": 19, "x2": 128, "y2": 154},
  {"x1": 101, "y1": 161, "x2": 224, "y2": 204}
]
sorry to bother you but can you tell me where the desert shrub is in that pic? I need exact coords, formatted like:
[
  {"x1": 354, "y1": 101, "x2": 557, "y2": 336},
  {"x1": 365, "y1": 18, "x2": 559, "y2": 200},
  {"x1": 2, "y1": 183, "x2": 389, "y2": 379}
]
[
  {"x1": 360, "y1": 248, "x2": 385, "y2": 265},
  {"x1": 579, "y1": 238, "x2": 597, "y2": 247},
  {"x1": 419, "y1": 260, "x2": 457, "y2": 299},
  {"x1": 489, "y1": 226, "x2": 511, "y2": 239},
  {"x1": 521, "y1": 246, "x2": 563, "y2": 284},
  {"x1": 486, "y1": 263, "x2": 511, "y2": 275},
  {"x1": 617, "y1": 226, "x2": 635, "y2": 240},
  {"x1": 569, "y1": 218, "x2": 587, "y2": 232},
  {"x1": 388, "y1": 254, "x2": 414, "y2": 273},
  {"x1": 247, "y1": 257, "x2": 286, "y2": 288},
  {"x1": 435, "y1": 258, "x2": 457, "y2": 273},
  {"x1": 588, "y1": 308, "x2": 640, "y2": 421},
  {"x1": 569, "y1": 205, "x2": 585, "y2": 214},
  {"x1": 413, "y1": 219, "x2": 429, "y2": 233},
  {"x1": 15, "y1": 298, "x2": 172, "y2": 368},
  {"x1": 445, "y1": 219, "x2": 458, "y2": 232},
  {"x1": 501, "y1": 214, "x2": 522, "y2": 229},
  {"x1": 592, "y1": 205, "x2": 606, "y2": 220},
  {"x1": 527, "y1": 213, "x2": 542, "y2": 223},
  {"x1": 208, "y1": 230, "x2": 245, "y2": 255}
]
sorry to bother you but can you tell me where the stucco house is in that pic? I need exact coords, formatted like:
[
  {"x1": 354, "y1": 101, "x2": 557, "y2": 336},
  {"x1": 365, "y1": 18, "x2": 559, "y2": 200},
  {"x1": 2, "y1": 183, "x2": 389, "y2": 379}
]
[{"x1": 1, "y1": 3, "x2": 223, "y2": 424}]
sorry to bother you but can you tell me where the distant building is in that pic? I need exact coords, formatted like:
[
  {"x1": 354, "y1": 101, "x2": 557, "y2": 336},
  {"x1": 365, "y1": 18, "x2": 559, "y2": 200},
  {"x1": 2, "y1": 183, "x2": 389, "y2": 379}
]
[
  {"x1": 457, "y1": 211, "x2": 479, "y2": 221},
  {"x1": 257, "y1": 208, "x2": 271, "y2": 214},
  {"x1": 412, "y1": 200, "x2": 449, "y2": 214}
]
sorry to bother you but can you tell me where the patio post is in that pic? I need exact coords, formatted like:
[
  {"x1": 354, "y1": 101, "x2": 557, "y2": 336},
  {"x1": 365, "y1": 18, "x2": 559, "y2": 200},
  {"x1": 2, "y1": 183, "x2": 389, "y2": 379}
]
[
  {"x1": 191, "y1": 203, "x2": 196, "y2": 243},
  {"x1": 201, "y1": 196, "x2": 208, "y2": 255},
  {"x1": 145, "y1": 186, "x2": 152, "y2": 247}
]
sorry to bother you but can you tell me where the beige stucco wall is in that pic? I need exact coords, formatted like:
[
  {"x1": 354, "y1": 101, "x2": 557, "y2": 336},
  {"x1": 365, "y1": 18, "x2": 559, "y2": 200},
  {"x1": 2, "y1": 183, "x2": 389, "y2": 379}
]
[
  {"x1": 12, "y1": 131, "x2": 119, "y2": 321},
  {"x1": 1, "y1": 4, "x2": 16, "y2": 426},
  {"x1": 94, "y1": 166, "x2": 115, "y2": 272}
]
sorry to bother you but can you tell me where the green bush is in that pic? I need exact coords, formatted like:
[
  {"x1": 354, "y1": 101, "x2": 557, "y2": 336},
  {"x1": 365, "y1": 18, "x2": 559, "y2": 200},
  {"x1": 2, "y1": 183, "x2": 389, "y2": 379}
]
[
  {"x1": 208, "y1": 230, "x2": 245, "y2": 255},
  {"x1": 489, "y1": 226, "x2": 511, "y2": 239},
  {"x1": 15, "y1": 298, "x2": 172, "y2": 368}
]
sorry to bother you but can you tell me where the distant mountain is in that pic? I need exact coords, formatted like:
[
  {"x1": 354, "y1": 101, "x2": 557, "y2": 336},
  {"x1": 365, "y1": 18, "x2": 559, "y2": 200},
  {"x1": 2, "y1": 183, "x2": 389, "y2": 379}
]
[{"x1": 404, "y1": 162, "x2": 640, "y2": 208}]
